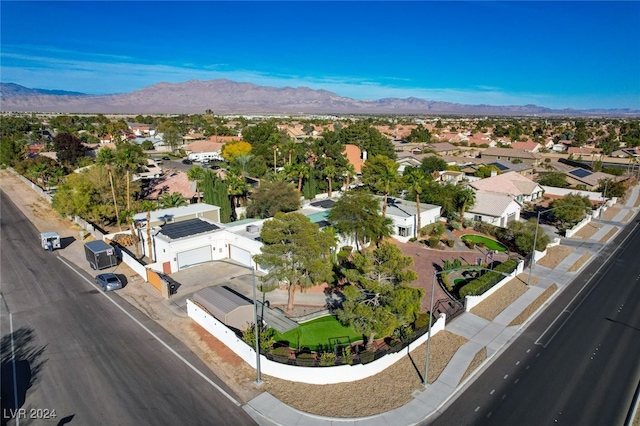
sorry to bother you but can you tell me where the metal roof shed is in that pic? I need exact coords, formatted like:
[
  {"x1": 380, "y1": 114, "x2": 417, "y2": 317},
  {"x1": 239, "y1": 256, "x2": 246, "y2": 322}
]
[{"x1": 192, "y1": 286, "x2": 254, "y2": 332}]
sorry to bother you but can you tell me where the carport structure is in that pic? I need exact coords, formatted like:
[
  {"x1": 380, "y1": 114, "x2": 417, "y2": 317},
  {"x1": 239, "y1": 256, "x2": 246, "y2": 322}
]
[{"x1": 193, "y1": 286, "x2": 254, "y2": 332}]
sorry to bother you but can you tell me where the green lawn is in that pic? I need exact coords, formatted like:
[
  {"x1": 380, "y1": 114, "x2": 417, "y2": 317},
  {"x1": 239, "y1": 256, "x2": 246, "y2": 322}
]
[
  {"x1": 460, "y1": 234, "x2": 508, "y2": 252},
  {"x1": 272, "y1": 315, "x2": 363, "y2": 351}
]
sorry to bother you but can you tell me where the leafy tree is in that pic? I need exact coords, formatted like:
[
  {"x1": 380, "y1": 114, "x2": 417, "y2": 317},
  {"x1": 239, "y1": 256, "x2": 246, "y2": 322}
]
[
  {"x1": 339, "y1": 122, "x2": 395, "y2": 158},
  {"x1": 420, "y1": 156, "x2": 448, "y2": 174},
  {"x1": 361, "y1": 155, "x2": 400, "y2": 216},
  {"x1": 254, "y1": 212, "x2": 335, "y2": 311},
  {"x1": 549, "y1": 193, "x2": 592, "y2": 226},
  {"x1": 474, "y1": 165, "x2": 501, "y2": 178},
  {"x1": 158, "y1": 192, "x2": 187, "y2": 208},
  {"x1": 598, "y1": 179, "x2": 627, "y2": 199},
  {"x1": 327, "y1": 190, "x2": 393, "y2": 251},
  {"x1": 1, "y1": 137, "x2": 26, "y2": 166},
  {"x1": 141, "y1": 140, "x2": 155, "y2": 150},
  {"x1": 497, "y1": 219, "x2": 551, "y2": 254},
  {"x1": 158, "y1": 121, "x2": 182, "y2": 153},
  {"x1": 537, "y1": 172, "x2": 569, "y2": 188},
  {"x1": 337, "y1": 242, "x2": 422, "y2": 349},
  {"x1": 407, "y1": 124, "x2": 431, "y2": 143},
  {"x1": 202, "y1": 171, "x2": 232, "y2": 222},
  {"x1": 222, "y1": 141, "x2": 252, "y2": 163},
  {"x1": 246, "y1": 181, "x2": 301, "y2": 218},
  {"x1": 52, "y1": 132, "x2": 85, "y2": 166}
]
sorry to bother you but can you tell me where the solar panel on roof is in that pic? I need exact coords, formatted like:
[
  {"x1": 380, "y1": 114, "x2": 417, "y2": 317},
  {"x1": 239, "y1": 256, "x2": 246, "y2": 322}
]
[
  {"x1": 310, "y1": 199, "x2": 336, "y2": 209},
  {"x1": 160, "y1": 218, "x2": 219, "y2": 239},
  {"x1": 489, "y1": 162, "x2": 509, "y2": 171},
  {"x1": 569, "y1": 169, "x2": 592, "y2": 178}
]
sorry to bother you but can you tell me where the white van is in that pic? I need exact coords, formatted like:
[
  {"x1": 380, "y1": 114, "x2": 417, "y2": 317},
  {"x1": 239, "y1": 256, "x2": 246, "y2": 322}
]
[{"x1": 40, "y1": 232, "x2": 61, "y2": 251}]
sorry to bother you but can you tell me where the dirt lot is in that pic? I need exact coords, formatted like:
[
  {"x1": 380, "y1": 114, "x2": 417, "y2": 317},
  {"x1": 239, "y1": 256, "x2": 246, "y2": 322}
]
[
  {"x1": 470, "y1": 274, "x2": 532, "y2": 321},
  {"x1": 572, "y1": 222, "x2": 601, "y2": 240}
]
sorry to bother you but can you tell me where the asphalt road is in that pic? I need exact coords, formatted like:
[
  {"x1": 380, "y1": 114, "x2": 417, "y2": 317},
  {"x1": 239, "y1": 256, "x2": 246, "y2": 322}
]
[
  {"x1": 429, "y1": 216, "x2": 640, "y2": 426},
  {"x1": 0, "y1": 192, "x2": 256, "y2": 426}
]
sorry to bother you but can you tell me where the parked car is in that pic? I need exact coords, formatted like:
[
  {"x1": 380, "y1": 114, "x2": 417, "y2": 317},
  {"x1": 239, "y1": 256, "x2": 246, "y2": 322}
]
[
  {"x1": 95, "y1": 273, "x2": 123, "y2": 291},
  {"x1": 182, "y1": 159, "x2": 193, "y2": 165},
  {"x1": 162, "y1": 156, "x2": 171, "y2": 160},
  {"x1": 211, "y1": 164, "x2": 221, "y2": 170}
]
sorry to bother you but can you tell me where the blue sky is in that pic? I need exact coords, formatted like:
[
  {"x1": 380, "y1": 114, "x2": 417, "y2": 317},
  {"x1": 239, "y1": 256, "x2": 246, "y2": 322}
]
[{"x1": 2, "y1": 1, "x2": 639, "y2": 110}]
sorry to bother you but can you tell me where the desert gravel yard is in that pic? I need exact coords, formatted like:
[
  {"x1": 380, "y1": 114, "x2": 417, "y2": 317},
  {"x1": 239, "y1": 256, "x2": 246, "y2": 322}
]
[
  {"x1": 262, "y1": 331, "x2": 467, "y2": 418},
  {"x1": 599, "y1": 227, "x2": 618, "y2": 242},
  {"x1": 568, "y1": 253, "x2": 591, "y2": 272},
  {"x1": 536, "y1": 245, "x2": 574, "y2": 269},
  {"x1": 572, "y1": 222, "x2": 601, "y2": 239},
  {"x1": 470, "y1": 274, "x2": 538, "y2": 321},
  {"x1": 509, "y1": 284, "x2": 558, "y2": 326},
  {"x1": 602, "y1": 206, "x2": 622, "y2": 221}
]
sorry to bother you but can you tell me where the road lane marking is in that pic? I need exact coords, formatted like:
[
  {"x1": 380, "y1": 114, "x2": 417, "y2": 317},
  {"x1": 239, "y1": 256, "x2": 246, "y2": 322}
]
[
  {"x1": 516, "y1": 361, "x2": 520, "y2": 365},
  {"x1": 58, "y1": 257, "x2": 242, "y2": 407},
  {"x1": 10, "y1": 313, "x2": 20, "y2": 426},
  {"x1": 514, "y1": 379, "x2": 519, "y2": 384},
  {"x1": 475, "y1": 406, "x2": 480, "y2": 412},
  {"x1": 490, "y1": 389, "x2": 495, "y2": 395},
  {"x1": 535, "y1": 220, "x2": 640, "y2": 348},
  {"x1": 503, "y1": 374, "x2": 509, "y2": 379}
]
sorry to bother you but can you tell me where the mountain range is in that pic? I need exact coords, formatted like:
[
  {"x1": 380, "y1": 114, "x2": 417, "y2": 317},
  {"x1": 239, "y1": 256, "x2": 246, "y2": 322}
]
[{"x1": 1, "y1": 80, "x2": 638, "y2": 116}]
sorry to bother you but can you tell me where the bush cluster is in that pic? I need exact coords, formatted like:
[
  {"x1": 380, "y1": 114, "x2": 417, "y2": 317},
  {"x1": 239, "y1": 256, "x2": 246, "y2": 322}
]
[{"x1": 458, "y1": 259, "x2": 519, "y2": 298}]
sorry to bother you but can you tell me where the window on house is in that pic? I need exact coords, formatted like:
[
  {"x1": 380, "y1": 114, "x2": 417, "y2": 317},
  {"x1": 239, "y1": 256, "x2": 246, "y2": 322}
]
[
  {"x1": 398, "y1": 226, "x2": 412, "y2": 237},
  {"x1": 474, "y1": 215, "x2": 482, "y2": 222}
]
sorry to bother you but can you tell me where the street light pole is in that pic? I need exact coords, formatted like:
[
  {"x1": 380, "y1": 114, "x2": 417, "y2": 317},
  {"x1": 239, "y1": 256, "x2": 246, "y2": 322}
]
[
  {"x1": 251, "y1": 266, "x2": 262, "y2": 385},
  {"x1": 527, "y1": 210, "x2": 543, "y2": 286},
  {"x1": 423, "y1": 271, "x2": 437, "y2": 387}
]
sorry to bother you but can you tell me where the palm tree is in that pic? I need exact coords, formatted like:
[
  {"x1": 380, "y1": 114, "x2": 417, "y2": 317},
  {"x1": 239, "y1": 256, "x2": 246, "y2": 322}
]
[
  {"x1": 361, "y1": 155, "x2": 399, "y2": 216},
  {"x1": 96, "y1": 147, "x2": 121, "y2": 230},
  {"x1": 233, "y1": 154, "x2": 254, "y2": 176},
  {"x1": 293, "y1": 163, "x2": 310, "y2": 192},
  {"x1": 158, "y1": 192, "x2": 187, "y2": 208},
  {"x1": 139, "y1": 200, "x2": 157, "y2": 262},
  {"x1": 455, "y1": 186, "x2": 476, "y2": 223},
  {"x1": 403, "y1": 167, "x2": 429, "y2": 237},
  {"x1": 226, "y1": 171, "x2": 249, "y2": 220},
  {"x1": 119, "y1": 208, "x2": 140, "y2": 258},
  {"x1": 186, "y1": 166, "x2": 206, "y2": 203},
  {"x1": 343, "y1": 163, "x2": 356, "y2": 192},
  {"x1": 115, "y1": 143, "x2": 145, "y2": 210},
  {"x1": 324, "y1": 165, "x2": 337, "y2": 198}
]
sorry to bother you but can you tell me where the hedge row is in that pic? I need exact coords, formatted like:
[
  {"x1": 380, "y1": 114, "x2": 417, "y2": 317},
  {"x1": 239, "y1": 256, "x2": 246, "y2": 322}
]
[{"x1": 459, "y1": 259, "x2": 519, "y2": 298}]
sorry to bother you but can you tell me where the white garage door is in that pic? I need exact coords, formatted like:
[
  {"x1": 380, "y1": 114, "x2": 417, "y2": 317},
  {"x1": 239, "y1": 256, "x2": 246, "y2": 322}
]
[
  {"x1": 229, "y1": 245, "x2": 252, "y2": 267},
  {"x1": 177, "y1": 246, "x2": 212, "y2": 270}
]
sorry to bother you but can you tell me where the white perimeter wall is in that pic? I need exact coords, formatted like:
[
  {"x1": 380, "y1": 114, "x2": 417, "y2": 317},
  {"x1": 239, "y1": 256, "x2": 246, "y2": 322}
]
[
  {"x1": 187, "y1": 299, "x2": 446, "y2": 385},
  {"x1": 464, "y1": 260, "x2": 525, "y2": 311}
]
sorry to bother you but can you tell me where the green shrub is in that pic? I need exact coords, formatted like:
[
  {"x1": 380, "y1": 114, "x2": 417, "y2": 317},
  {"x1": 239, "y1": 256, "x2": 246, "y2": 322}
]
[
  {"x1": 463, "y1": 219, "x2": 475, "y2": 228},
  {"x1": 319, "y1": 352, "x2": 336, "y2": 366},
  {"x1": 271, "y1": 346, "x2": 290, "y2": 357},
  {"x1": 359, "y1": 350, "x2": 375, "y2": 364},
  {"x1": 446, "y1": 239, "x2": 455, "y2": 248},
  {"x1": 421, "y1": 222, "x2": 446, "y2": 237},
  {"x1": 342, "y1": 346, "x2": 354, "y2": 365},
  {"x1": 450, "y1": 220, "x2": 462, "y2": 230},
  {"x1": 429, "y1": 237, "x2": 440, "y2": 248},
  {"x1": 467, "y1": 240, "x2": 476, "y2": 249},
  {"x1": 409, "y1": 237, "x2": 417, "y2": 242},
  {"x1": 459, "y1": 259, "x2": 519, "y2": 298}
]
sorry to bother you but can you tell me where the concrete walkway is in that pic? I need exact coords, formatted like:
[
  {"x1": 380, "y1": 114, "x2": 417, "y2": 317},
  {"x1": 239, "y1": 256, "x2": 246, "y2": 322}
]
[{"x1": 245, "y1": 183, "x2": 640, "y2": 425}]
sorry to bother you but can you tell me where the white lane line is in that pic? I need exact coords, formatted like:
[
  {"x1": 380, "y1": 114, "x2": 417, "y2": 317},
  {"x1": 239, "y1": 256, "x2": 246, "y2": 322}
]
[
  {"x1": 58, "y1": 257, "x2": 241, "y2": 407},
  {"x1": 516, "y1": 361, "x2": 520, "y2": 365},
  {"x1": 10, "y1": 313, "x2": 20, "y2": 426},
  {"x1": 490, "y1": 389, "x2": 495, "y2": 395},
  {"x1": 535, "y1": 220, "x2": 640, "y2": 348},
  {"x1": 475, "y1": 406, "x2": 480, "y2": 412},
  {"x1": 514, "y1": 379, "x2": 519, "y2": 384},
  {"x1": 503, "y1": 374, "x2": 509, "y2": 379}
]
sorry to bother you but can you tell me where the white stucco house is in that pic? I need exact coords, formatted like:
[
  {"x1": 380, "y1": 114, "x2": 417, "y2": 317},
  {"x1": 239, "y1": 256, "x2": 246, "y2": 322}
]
[
  {"x1": 464, "y1": 192, "x2": 521, "y2": 228},
  {"x1": 383, "y1": 197, "x2": 442, "y2": 242}
]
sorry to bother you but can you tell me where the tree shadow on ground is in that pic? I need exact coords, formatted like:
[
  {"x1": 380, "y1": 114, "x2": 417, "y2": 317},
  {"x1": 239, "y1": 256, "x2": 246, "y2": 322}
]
[{"x1": 0, "y1": 327, "x2": 47, "y2": 426}]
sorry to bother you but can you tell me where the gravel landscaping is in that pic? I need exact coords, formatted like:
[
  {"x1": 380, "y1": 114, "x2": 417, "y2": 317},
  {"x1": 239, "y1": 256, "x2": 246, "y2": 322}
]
[
  {"x1": 459, "y1": 346, "x2": 487, "y2": 385},
  {"x1": 509, "y1": 284, "x2": 558, "y2": 326},
  {"x1": 470, "y1": 275, "x2": 529, "y2": 321},
  {"x1": 599, "y1": 227, "x2": 618, "y2": 243},
  {"x1": 261, "y1": 330, "x2": 468, "y2": 418},
  {"x1": 572, "y1": 222, "x2": 601, "y2": 240},
  {"x1": 537, "y1": 246, "x2": 574, "y2": 269},
  {"x1": 602, "y1": 206, "x2": 622, "y2": 221},
  {"x1": 568, "y1": 253, "x2": 591, "y2": 272},
  {"x1": 622, "y1": 211, "x2": 635, "y2": 223}
]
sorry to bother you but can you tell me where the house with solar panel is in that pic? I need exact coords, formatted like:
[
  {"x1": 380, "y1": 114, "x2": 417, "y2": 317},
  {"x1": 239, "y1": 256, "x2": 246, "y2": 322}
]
[{"x1": 564, "y1": 168, "x2": 619, "y2": 191}]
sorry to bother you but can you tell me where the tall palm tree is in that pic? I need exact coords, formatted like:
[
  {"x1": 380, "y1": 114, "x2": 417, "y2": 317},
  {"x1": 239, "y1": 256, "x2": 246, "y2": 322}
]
[
  {"x1": 115, "y1": 143, "x2": 145, "y2": 210},
  {"x1": 233, "y1": 154, "x2": 254, "y2": 176},
  {"x1": 361, "y1": 155, "x2": 399, "y2": 216},
  {"x1": 455, "y1": 186, "x2": 476, "y2": 223},
  {"x1": 293, "y1": 163, "x2": 310, "y2": 192},
  {"x1": 402, "y1": 167, "x2": 428, "y2": 237},
  {"x1": 343, "y1": 163, "x2": 356, "y2": 192},
  {"x1": 139, "y1": 200, "x2": 157, "y2": 262},
  {"x1": 324, "y1": 165, "x2": 337, "y2": 198},
  {"x1": 96, "y1": 147, "x2": 121, "y2": 230},
  {"x1": 119, "y1": 208, "x2": 140, "y2": 258},
  {"x1": 158, "y1": 192, "x2": 187, "y2": 208},
  {"x1": 186, "y1": 166, "x2": 206, "y2": 203}
]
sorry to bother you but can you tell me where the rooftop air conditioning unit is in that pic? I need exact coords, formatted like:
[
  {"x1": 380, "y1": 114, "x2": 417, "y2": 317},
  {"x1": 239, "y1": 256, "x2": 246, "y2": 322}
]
[{"x1": 246, "y1": 225, "x2": 260, "y2": 233}]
